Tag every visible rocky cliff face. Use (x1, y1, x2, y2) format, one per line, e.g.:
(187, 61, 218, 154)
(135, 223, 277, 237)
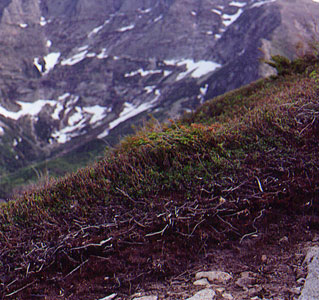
(0, 0, 318, 195)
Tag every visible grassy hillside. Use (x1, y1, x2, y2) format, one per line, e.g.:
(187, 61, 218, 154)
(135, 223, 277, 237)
(0, 55, 318, 299)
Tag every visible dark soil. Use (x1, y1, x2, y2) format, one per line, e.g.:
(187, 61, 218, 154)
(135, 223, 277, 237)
(5, 212, 317, 300)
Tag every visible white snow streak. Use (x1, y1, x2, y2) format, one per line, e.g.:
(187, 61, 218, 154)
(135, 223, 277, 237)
(88, 25, 104, 38)
(124, 68, 162, 77)
(61, 50, 88, 66)
(44, 52, 61, 74)
(117, 24, 135, 32)
(97, 48, 108, 59)
(229, 1, 247, 7)
(222, 9, 243, 26)
(251, 0, 276, 8)
(34, 57, 43, 72)
(154, 15, 163, 22)
(40, 16, 47, 26)
(0, 100, 56, 120)
(165, 59, 221, 81)
(98, 102, 153, 139)
(83, 105, 106, 124)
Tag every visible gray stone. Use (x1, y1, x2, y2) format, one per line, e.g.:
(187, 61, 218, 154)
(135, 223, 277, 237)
(235, 272, 257, 288)
(222, 292, 234, 300)
(299, 247, 319, 300)
(193, 278, 210, 286)
(186, 288, 216, 300)
(98, 294, 117, 300)
(195, 271, 232, 284)
(133, 296, 157, 300)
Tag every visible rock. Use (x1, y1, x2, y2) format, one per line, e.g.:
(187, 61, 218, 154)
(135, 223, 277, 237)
(186, 288, 216, 300)
(235, 272, 257, 289)
(247, 286, 263, 297)
(215, 287, 225, 293)
(98, 294, 117, 300)
(261, 255, 267, 262)
(297, 278, 306, 285)
(132, 296, 157, 300)
(193, 278, 210, 286)
(195, 271, 232, 284)
(222, 292, 234, 300)
(299, 247, 319, 300)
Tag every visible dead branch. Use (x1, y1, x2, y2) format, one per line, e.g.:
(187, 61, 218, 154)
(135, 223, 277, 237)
(145, 224, 169, 237)
(5, 280, 36, 297)
(63, 259, 89, 279)
(71, 237, 112, 251)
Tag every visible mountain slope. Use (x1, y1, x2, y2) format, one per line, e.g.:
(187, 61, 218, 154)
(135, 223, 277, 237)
(1, 0, 319, 197)
(0, 54, 318, 299)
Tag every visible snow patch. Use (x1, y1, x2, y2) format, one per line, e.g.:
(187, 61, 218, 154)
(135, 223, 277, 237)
(34, 57, 43, 72)
(19, 23, 28, 28)
(61, 50, 88, 66)
(46, 40, 52, 47)
(86, 53, 96, 58)
(211, 9, 222, 15)
(154, 15, 163, 22)
(88, 25, 104, 38)
(68, 107, 83, 126)
(165, 59, 221, 81)
(251, 0, 276, 8)
(229, 1, 247, 7)
(144, 86, 156, 94)
(117, 24, 135, 32)
(59, 93, 71, 101)
(222, 9, 243, 26)
(124, 68, 162, 77)
(52, 121, 86, 144)
(40, 16, 47, 26)
(98, 102, 153, 139)
(139, 8, 152, 13)
(44, 52, 61, 74)
(0, 100, 57, 120)
(198, 84, 209, 104)
(83, 105, 106, 124)
(0, 127, 4, 136)
(97, 48, 108, 59)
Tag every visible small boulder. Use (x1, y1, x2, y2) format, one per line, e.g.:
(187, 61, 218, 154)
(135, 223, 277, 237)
(195, 271, 232, 284)
(186, 288, 216, 300)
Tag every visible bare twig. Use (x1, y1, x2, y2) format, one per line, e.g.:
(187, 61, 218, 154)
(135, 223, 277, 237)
(116, 187, 137, 203)
(216, 214, 240, 235)
(63, 259, 89, 279)
(5, 280, 36, 297)
(145, 224, 169, 237)
(240, 209, 265, 244)
(71, 237, 112, 251)
(255, 176, 264, 193)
